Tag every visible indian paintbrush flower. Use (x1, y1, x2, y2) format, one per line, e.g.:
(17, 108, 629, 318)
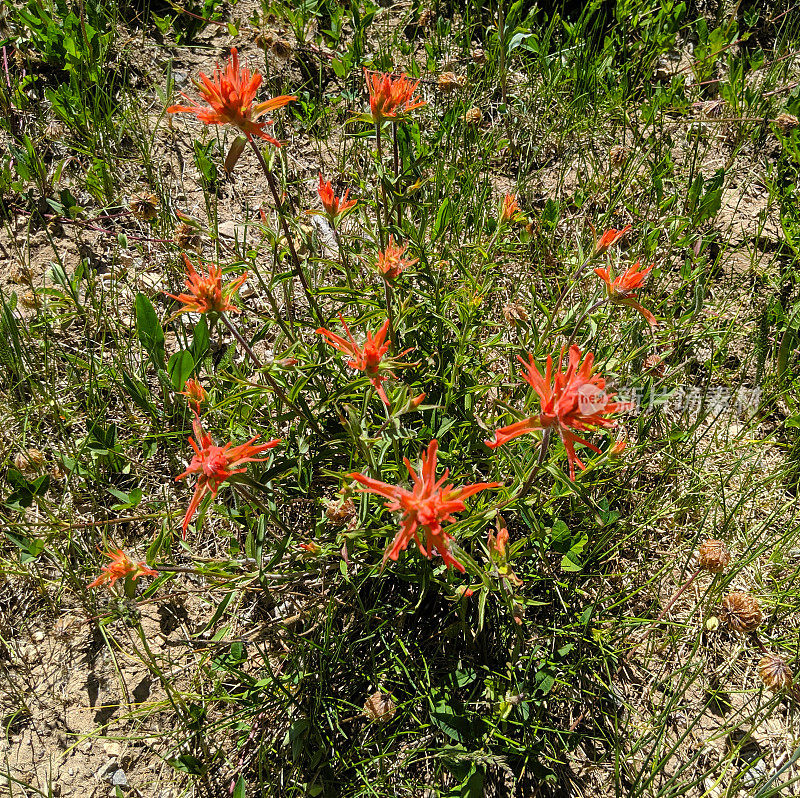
(349, 440, 500, 572)
(88, 549, 158, 589)
(485, 346, 633, 480)
(317, 173, 357, 223)
(175, 413, 280, 536)
(376, 236, 418, 281)
(179, 378, 208, 412)
(167, 47, 296, 146)
(316, 315, 414, 405)
(594, 260, 657, 326)
(499, 194, 520, 224)
(593, 224, 632, 256)
(364, 69, 426, 123)
(165, 254, 247, 320)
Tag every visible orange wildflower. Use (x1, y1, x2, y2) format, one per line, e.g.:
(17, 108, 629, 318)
(485, 346, 633, 480)
(165, 254, 247, 319)
(175, 413, 280, 535)
(594, 261, 657, 326)
(376, 236, 418, 281)
(593, 224, 632, 256)
(316, 315, 413, 405)
(500, 193, 519, 224)
(317, 174, 357, 221)
(364, 69, 426, 123)
(88, 549, 158, 589)
(179, 378, 208, 411)
(350, 440, 500, 572)
(167, 47, 295, 146)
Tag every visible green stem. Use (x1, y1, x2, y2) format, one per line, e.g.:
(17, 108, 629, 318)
(219, 313, 325, 436)
(246, 135, 324, 325)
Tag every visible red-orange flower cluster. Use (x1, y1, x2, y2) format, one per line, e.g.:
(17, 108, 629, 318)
(167, 47, 295, 145)
(500, 193, 519, 223)
(350, 440, 500, 572)
(179, 378, 208, 411)
(175, 414, 281, 535)
(318, 174, 357, 221)
(165, 254, 247, 319)
(88, 549, 158, 589)
(594, 261, 656, 326)
(376, 236, 418, 281)
(365, 69, 426, 123)
(485, 346, 633, 480)
(316, 316, 413, 405)
(594, 225, 632, 256)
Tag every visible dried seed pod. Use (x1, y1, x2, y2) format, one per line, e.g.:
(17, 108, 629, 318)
(363, 691, 396, 723)
(774, 113, 800, 134)
(129, 192, 159, 221)
(502, 303, 529, 324)
(9, 264, 33, 285)
(20, 290, 41, 309)
(758, 654, 793, 692)
(173, 222, 202, 253)
(464, 106, 482, 126)
(642, 353, 666, 377)
(255, 30, 276, 49)
(324, 497, 356, 527)
(14, 448, 46, 477)
(416, 9, 433, 28)
(720, 592, 762, 633)
(471, 47, 486, 64)
(697, 539, 731, 573)
(272, 38, 293, 60)
(609, 144, 630, 167)
(437, 72, 465, 94)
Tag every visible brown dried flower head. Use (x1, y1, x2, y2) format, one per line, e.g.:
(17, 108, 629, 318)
(324, 497, 356, 527)
(129, 192, 159, 221)
(502, 303, 530, 325)
(14, 448, 46, 477)
(609, 144, 630, 167)
(697, 539, 731, 573)
(775, 113, 800, 134)
(465, 106, 482, 126)
(642, 353, 666, 378)
(20, 290, 41, 309)
(255, 30, 276, 50)
(720, 592, 762, 633)
(437, 72, 465, 94)
(758, 653, 793, 692)
(416, 9, 433, 28)
(471, 47, 486, 64)
(173, 222, 202, 253)
(10, 264, 33, 285)
(363, 691, 396, 723)
(272, 38, 293, 61)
